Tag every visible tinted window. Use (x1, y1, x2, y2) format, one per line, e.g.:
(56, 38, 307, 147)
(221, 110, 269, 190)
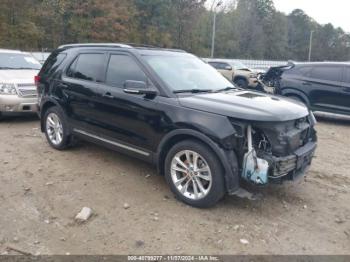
(310, 66, 342, 82)
(67, 53, 105, 82)
(106, 55, 147, 87)
(41, 53, 66, 76)
(66, 57, 78, 78)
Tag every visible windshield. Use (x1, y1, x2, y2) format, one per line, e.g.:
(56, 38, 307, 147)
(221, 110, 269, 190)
(0, 53, 41, 70)
(144, 54, 234, 92)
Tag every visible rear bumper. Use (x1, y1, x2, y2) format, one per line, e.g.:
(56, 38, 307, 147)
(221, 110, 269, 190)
(0, 95, 38, 113)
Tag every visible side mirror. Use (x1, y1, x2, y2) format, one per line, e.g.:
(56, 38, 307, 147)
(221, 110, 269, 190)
(123, 80, 157, 97)
(224, 65, 233, 71)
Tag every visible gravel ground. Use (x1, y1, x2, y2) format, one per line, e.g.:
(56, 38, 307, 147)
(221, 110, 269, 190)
(0, 115, 349, 255)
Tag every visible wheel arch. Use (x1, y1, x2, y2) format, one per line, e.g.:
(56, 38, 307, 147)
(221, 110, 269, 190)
(282, 88, 310, 107)
(156, 129, 240, 194)
(40, 99, 68, 133)
(233, 75, 248, 83)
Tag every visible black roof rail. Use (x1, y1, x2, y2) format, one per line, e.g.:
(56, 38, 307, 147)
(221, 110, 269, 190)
(58, 43, 132, 49)
(121, 42, 186, 52)
(57, 42, 186, 53)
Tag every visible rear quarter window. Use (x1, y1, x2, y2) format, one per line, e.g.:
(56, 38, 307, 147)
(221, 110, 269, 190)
(66, 53, 105, 82)
(40, 53, 67, 77)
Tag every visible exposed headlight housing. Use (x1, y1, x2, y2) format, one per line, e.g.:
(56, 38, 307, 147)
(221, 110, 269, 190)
(0, 83, 17, 95)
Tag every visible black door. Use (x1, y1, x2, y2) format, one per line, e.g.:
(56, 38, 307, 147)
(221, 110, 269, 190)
(60, 52, 108, 134)
(82, 53, 162, 155)
(307, 65, 345, 113)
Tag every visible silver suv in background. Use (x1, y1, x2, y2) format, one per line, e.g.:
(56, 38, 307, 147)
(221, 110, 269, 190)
(0, 49, 41, 118)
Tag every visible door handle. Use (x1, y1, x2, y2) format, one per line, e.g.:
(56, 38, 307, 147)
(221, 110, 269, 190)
(102, 92, 114, 99)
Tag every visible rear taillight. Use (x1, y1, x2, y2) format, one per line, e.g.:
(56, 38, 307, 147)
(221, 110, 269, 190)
(34, 75, 40, 85)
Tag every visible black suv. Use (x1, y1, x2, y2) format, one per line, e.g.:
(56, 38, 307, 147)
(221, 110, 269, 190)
(263, 62, 350, 116)
(36, 44, 317, 207)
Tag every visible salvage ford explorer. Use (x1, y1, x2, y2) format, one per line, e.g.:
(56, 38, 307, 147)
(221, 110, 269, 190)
(36, 43, 317, 208)
(0, 49, 41, 118)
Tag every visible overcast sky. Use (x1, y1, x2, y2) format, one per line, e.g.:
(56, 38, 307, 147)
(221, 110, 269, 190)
(273, 0, 350, 32)
(208, 0, 350, 32)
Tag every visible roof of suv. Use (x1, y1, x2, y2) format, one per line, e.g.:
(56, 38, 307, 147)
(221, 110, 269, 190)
(58, 43, 186, 54)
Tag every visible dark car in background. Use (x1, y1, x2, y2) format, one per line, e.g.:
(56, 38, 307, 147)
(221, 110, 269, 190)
(36, 43, 317, 207)
(263, 62, 350, 116)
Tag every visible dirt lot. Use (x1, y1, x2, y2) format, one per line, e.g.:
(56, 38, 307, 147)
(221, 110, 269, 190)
(0, 115, 349, 255)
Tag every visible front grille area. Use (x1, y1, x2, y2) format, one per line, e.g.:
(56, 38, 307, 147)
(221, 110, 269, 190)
(253, 117, 311, 157)
(17, 84, 38, 98)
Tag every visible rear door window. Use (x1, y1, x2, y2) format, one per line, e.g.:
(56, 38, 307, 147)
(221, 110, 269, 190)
(106, 54, 147, 88)
(310, 66, 342, 82)
(66, 53, 105, 82)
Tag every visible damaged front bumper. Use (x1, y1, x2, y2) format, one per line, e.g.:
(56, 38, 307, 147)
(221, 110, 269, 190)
(263, 141, 316, 183)
(241, 124, 317, 185)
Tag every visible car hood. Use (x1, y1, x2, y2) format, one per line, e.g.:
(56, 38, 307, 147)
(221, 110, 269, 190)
(0, 70, 39, 84)
(178, 91, 309, 122)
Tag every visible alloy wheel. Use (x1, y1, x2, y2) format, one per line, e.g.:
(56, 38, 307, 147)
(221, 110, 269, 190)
(46, 112, 63, 145)
(170, 150, 212, 200)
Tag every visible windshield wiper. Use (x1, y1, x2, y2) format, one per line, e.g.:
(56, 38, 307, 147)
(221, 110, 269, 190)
(0, 67, 39, 70)
(173, 89, 213, 94)
(216, 86, 238, 92)
(0, 67, 17, 70)
(15, 67, 40, 70)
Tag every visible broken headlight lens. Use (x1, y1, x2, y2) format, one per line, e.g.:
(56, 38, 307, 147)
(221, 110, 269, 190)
(0, 83, 17, 95)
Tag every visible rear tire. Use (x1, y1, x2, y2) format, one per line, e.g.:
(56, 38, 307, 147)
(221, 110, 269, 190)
(43, 106, 71, 150)
(164, 140, 225, 208)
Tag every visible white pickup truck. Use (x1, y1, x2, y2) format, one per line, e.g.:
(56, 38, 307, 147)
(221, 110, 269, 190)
(0, 49, 41, 118)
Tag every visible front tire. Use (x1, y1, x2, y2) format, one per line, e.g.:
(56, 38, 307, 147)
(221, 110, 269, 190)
(44, 106, 70, 150)
(164, 140, 225, 208)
